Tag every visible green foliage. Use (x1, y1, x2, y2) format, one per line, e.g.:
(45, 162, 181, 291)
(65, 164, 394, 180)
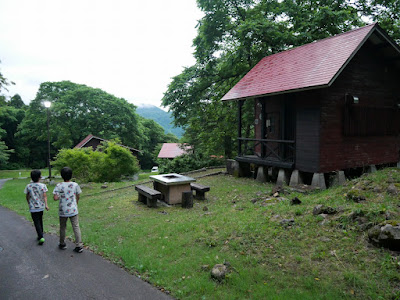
(158, 153, 224, 174)
(52, 141, 140, 182)
(163, 0, 399, 159)
(1, 168, 399, 299)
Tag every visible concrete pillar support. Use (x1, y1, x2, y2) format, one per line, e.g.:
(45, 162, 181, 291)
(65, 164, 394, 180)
(311, 173, 326, 190)
(276, 169, 288, 186)
(397, 161, 400, 168)
(226, 159, 240, 177)
(331, 170, 346, 186)
(256, 166, 267, 182)
(289, 170, 303, 187)
(367, 165, 377, 173)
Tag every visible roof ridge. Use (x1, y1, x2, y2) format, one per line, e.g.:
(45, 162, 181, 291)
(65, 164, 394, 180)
(262, 23, 376, 60)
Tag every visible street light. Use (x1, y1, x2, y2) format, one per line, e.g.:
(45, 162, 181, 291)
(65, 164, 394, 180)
(43, 101, 51, 179)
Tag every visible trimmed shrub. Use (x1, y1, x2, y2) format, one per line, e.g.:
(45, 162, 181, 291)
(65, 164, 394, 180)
(52, 142, 140, 182)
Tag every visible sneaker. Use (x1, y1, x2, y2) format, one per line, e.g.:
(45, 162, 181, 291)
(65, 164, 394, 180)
(73, 247, 83, 253)
(38, 238, 45, 245)
(58, 243, 67, 250)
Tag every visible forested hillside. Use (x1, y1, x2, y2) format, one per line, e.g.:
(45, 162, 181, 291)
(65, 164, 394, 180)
(136, 105, 184, 138)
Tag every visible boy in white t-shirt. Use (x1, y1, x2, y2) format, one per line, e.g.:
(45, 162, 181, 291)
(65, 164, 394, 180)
(24, 170, 49, 245)
(53, 167, 83, 253)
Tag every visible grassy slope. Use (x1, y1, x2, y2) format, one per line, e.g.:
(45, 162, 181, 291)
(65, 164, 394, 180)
(0, 168, 399, 299)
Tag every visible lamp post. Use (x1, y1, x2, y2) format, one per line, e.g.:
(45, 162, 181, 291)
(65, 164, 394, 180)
(43, 101, 52, 179)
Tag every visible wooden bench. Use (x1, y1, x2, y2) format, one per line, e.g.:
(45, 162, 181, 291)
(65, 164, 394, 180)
(190, 183, 210, 200)
(135, 185, 162, 208)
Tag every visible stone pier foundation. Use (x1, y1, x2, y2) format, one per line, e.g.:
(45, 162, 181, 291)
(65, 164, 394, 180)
(276, 169, 289, 186)
(289, 170, 303, 187)
(311, 173, 326, 190)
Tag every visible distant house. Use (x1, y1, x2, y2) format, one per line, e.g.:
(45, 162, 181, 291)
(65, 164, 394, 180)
(157, 143, 192, 159)
(74, 134, 141, 157)
(222, 23, 400, 187)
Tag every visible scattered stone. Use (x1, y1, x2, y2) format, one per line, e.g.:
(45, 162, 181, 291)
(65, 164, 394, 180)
(387, 184, 399, 195)
(203, 206, 208, 211)
(276, 197, 288, 202)
(346, 189, 366, 202)
(373, 186, 383, 193)
(273, 192, 280, 197)
(368, 222, 400, 251)
(158, 211, 168, 215)
(320, 237, 331, 242)
(313, 205, 337, 215)
(201, 264, 210, 271)
(101, 184, 108, 189)
(108, 206, 113, 209)
(251, 198, 258, 204)
(290, 197, 302, 205)
(385, 211, 396, 220)
(313, 205, 324, 215)
(211, 264, 227, 281)
(280, 218, 295, 227)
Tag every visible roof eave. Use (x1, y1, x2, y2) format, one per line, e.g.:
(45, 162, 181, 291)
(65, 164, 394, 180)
(222, 83, 331, 101)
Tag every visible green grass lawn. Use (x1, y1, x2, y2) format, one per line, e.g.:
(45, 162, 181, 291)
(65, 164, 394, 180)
(0, 169, 50, 179)
(1, 168, 399, 299)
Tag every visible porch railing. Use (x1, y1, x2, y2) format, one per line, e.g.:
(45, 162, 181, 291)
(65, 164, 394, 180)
(238, 138, 295, 163)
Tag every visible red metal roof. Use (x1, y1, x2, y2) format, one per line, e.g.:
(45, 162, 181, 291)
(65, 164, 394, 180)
(158, 143, 192, 159)
(74, 134, 95, 148)
(74, 134, 140, 153)
(222, 24, 377, 101)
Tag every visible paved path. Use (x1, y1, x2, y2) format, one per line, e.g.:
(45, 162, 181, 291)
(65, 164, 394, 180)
(0, 178, 12, 189)
(0, 181, 173, 300)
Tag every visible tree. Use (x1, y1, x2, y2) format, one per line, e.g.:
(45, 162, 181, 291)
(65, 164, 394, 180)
(0, 61, 16, 167)
(163, 0, 398, 158)
(17, 81, 142, 167)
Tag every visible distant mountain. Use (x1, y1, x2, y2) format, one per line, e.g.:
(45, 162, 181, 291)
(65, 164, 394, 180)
(136, 104, 184, 139)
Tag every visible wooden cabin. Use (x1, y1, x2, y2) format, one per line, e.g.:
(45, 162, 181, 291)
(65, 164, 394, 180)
(222, 23, 400, 188)
(74, 134, 141, 157)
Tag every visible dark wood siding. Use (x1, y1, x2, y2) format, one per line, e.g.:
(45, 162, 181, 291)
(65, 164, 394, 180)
(296, 107, 320, 172)
(319, 41, 400, 172)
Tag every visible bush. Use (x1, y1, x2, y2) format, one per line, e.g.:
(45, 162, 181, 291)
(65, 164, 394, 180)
(158, 154, 224, 174)
(52, 142, 140, 182)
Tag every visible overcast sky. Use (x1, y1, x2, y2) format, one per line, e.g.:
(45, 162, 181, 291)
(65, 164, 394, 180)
(0, 0, 203, 108)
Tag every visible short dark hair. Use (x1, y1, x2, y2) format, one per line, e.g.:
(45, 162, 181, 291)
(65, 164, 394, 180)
(31, 170, 41, 182)
(61, 167, 73, 181)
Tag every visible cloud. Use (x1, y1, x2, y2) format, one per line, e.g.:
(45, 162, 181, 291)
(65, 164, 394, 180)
(0, 0, 202, 107)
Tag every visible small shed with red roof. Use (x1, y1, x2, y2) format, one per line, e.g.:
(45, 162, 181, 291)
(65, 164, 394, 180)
(157, 143, 192, 159)
(74, 134, 140, 157)
(222, 23, 400, 188)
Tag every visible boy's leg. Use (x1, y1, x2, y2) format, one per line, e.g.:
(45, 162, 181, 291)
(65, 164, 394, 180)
(31, 211, 43, 239)
(70, 215, 83, 248)
(59, 216, 68, 246)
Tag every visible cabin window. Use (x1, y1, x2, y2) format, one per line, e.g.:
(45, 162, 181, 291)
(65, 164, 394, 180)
(344, 104, 400, 136)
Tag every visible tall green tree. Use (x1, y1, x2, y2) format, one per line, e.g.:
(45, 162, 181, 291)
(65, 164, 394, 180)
(163, 0, 397, 158)
(17, 81, 142, 168)
(0, 61, 16, 167)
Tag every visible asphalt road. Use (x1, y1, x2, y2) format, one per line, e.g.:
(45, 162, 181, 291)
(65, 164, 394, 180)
(0, 203, 173, 300)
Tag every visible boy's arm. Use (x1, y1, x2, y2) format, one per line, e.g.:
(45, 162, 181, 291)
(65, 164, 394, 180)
(26, 193, 30, 204)
(76, 194, 80, 204)
(43, 192, 49, 211)
(53, 185, 59, 200)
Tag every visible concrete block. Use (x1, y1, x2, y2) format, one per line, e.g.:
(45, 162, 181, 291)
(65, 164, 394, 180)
(367, 165, 377, 173)
(311, 173, 326, 190)
(331, 170, 346, 186)
(256, 166, 267, 182)
(397, 161, 400, 168)
(276, 169, 288, 186)
(289, 170, 303, 187)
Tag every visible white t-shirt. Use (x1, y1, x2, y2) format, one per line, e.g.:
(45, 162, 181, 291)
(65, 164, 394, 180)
(24, 182, 48, 212)
(53, 182, 82, 217)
